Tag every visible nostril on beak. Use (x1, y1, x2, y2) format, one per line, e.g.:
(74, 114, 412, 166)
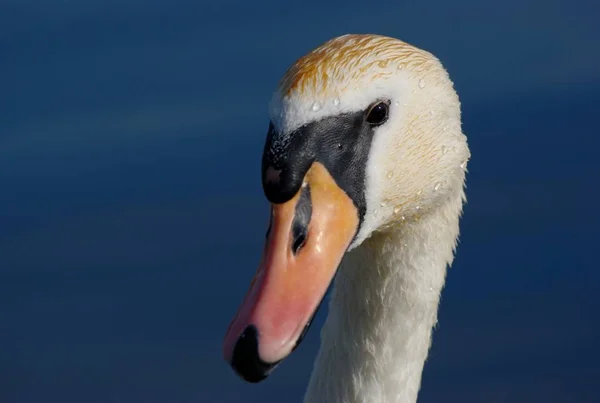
(292, 227, 307, 254)
(291, 185, 312, 255)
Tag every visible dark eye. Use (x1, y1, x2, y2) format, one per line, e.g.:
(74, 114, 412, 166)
(365, 101, 389, 126)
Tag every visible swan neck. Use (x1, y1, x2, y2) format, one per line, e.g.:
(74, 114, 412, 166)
(303, 197, 462, 403)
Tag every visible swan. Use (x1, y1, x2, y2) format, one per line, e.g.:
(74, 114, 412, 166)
(223, 34, 470, 403)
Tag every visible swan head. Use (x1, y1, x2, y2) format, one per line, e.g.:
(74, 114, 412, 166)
(224, 34, 469, 382)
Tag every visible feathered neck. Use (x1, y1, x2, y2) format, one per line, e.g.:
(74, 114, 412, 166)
(303, 188, 464, 403)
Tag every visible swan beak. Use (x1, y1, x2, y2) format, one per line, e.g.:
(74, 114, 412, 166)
(223, 162, 359, 382)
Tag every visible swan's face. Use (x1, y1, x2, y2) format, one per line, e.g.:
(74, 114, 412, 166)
(224, 34, 469, 382)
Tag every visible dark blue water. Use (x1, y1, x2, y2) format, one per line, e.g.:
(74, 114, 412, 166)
(1, 2, 599, 402)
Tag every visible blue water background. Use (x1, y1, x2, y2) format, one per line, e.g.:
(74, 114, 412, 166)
(1, 1, 599, 402)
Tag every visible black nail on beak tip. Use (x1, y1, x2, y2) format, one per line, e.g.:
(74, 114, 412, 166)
(230, 325, 278, 383)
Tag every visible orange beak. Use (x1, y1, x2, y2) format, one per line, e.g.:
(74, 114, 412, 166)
(223, 162, 359, 382)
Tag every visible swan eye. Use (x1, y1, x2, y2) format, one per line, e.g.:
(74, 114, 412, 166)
(365, 101, 389, 126)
